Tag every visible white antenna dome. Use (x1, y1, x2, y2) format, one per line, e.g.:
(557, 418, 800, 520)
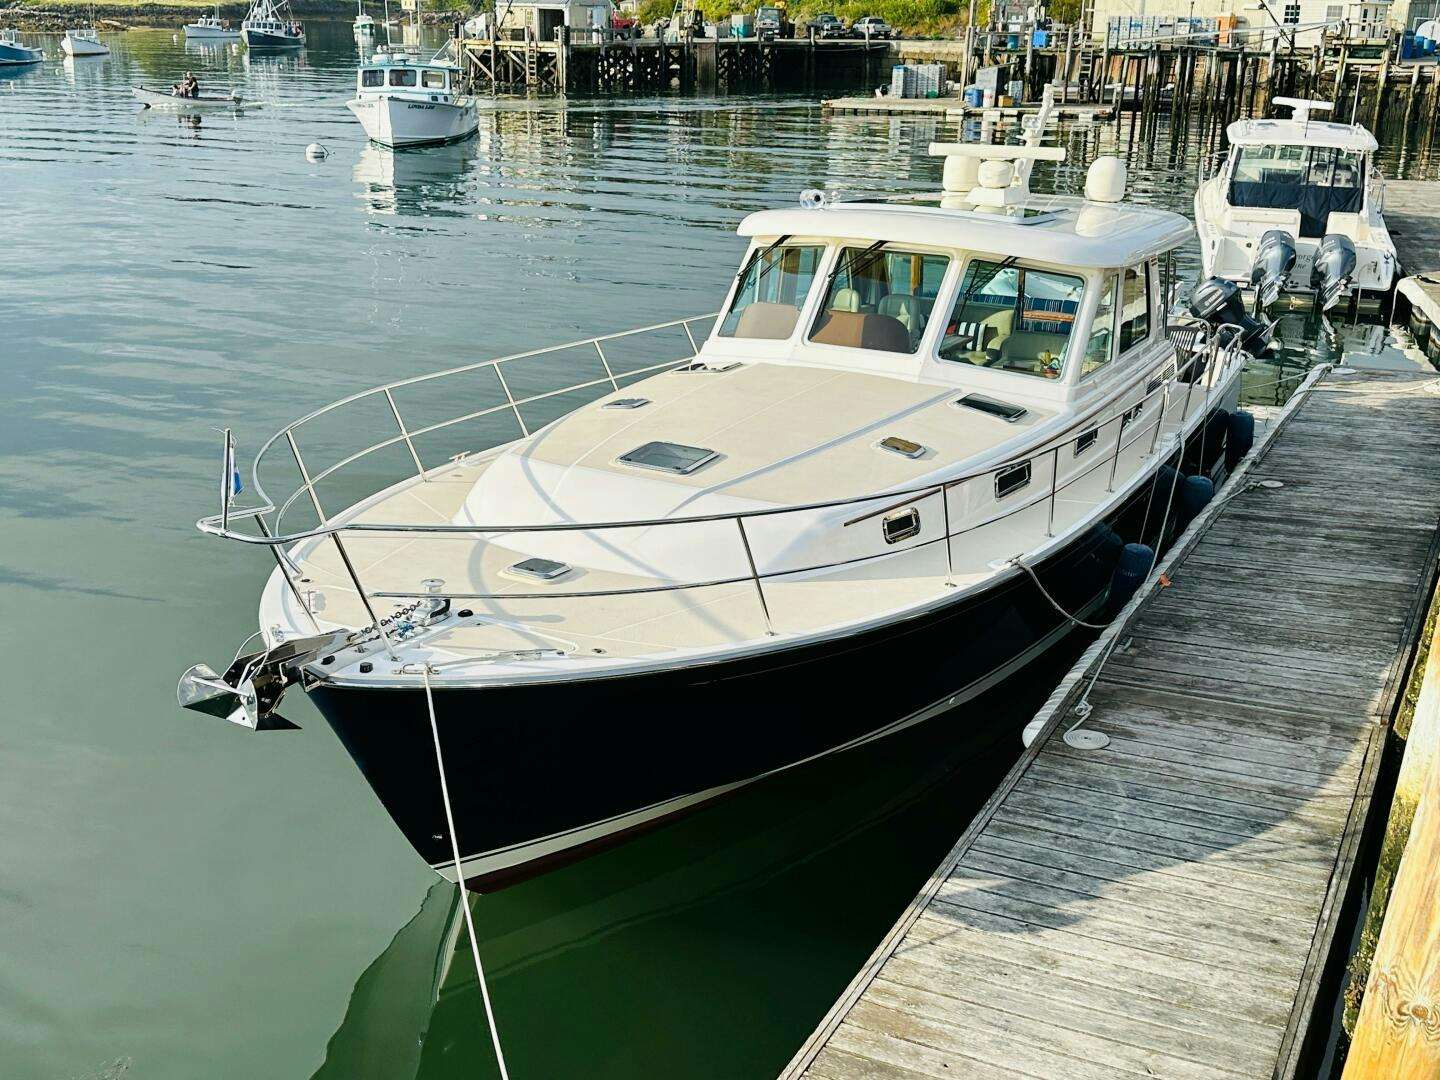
(977, 159, 1014, 189)
(942, 155, 980, 194)
(1085, 157, 1127, 203)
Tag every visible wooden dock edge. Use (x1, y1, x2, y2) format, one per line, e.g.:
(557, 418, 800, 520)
(1275, 406, 1440, 1077)
(777, 364, 1336, 1079)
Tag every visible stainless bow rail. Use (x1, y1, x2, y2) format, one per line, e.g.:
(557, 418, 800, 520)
(200, 314, 1244, 659)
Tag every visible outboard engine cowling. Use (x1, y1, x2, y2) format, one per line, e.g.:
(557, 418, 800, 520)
(1311, 233, 1358, 312)
(1249, 229, 1297, 313)
(1187, 277, 1275, 354)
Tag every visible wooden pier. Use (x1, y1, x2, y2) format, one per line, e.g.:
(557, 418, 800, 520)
(781, 363, 1440, 1079)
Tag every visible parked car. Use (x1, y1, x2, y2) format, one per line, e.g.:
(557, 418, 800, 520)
(806, 12, 847, 37)
(851, 15, 892, 38)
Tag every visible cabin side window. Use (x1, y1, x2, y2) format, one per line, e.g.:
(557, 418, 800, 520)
(718, 244, 824, 340)
(422, 70, 447, 89)
(1118, 266, 1150, 354)
(1081, 274, 1118, 377)
(361, 69, 384, 87)
(808, 248, 950, 355)
(389, 68, 417, 87)
(938, 259, 1085, 380)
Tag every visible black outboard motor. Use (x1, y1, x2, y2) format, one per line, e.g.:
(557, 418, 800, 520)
(1311, 233, 1358, 312)
(1249, 229, 1297, 313)
(1187, 277, 1275, 355)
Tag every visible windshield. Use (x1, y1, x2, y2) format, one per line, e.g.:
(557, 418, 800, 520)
(809, 247, 949, 354)
(938, 259, 1086, 379)
(1229, 145, 1365, 237)
(718, 243, 823, 340)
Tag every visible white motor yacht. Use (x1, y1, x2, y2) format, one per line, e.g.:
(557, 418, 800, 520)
(180, 115, 1269, 891)
(1195, 96, 1397, 312)
(60, 27, 109, 56)
(346, 47, 477, 148)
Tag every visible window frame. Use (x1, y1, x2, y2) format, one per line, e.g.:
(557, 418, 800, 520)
(715, 240, 829, 343)
(1117, 263, 1153, 358)
(421, 69, 448, 90)
(934, 255, 1091, 383)
(804, 244, 954, 358)
(1079, 271, 1120, 381)
(388, 67, 418, 87)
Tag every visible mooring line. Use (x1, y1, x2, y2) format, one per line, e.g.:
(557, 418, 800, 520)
(419, 665, 512, 1080)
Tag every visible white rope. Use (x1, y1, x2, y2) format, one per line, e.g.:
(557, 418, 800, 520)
(1008, 557, 1109, 630)
(419, 665, 512, 1080)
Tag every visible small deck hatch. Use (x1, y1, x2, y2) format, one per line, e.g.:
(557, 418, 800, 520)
(603, 397, 650, 410)
(618, 441, 719, 475)
(958, 395, 1027, 423)
(508, 557, 571, 581)
(879, 436, 925, 459)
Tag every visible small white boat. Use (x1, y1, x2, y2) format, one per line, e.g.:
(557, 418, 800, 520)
(1195, 97, 1398, 312)
(185, 8, 241, 40)
(61, 27, 109, 56)
(0, 28, 43, 65)
(133, 85, 251, 110)
(354, 0, 375, 36)
(347, 48, 478, 148)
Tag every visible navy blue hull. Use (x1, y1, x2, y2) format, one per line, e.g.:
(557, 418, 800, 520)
(242, 29, 303, 48)
(310, 413, 1232, 889)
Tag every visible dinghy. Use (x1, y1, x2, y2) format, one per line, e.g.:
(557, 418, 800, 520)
(133, 85, 252, 110)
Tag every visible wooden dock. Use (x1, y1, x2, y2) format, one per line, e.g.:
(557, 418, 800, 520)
(781, 364, 1440, 1080)
(1385, 181, 1440, 277)
(821, 95, 1114, 120)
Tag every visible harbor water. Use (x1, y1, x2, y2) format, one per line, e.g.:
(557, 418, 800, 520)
(1, 21, 1433, 1079)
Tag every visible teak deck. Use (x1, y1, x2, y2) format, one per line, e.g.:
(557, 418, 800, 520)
(780, 366, 1440, 1080)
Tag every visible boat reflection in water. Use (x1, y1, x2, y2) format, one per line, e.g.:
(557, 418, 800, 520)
(352, 138, 480, 216)
(309, 678, 1061, 1079)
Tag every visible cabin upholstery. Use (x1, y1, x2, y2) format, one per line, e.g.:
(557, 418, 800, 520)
(734, 301, 801, 340)
(810, 310, 912, 352)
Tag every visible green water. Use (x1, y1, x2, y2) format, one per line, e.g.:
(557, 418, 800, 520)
(0, 20, 1427, 1080)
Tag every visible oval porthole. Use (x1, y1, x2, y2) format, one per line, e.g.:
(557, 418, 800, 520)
(883, 508, 921, 545)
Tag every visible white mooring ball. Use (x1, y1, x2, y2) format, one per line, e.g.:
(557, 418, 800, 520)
(1085, 156, 1128, 203)
(305, 143, 329, 162)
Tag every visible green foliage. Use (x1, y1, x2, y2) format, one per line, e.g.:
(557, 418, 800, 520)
(635, 0, 673, 21)
(650, 0, 967, 34)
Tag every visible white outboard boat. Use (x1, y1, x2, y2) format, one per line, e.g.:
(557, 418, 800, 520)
(179, 102, 1266, 891)
(61, 27, 109, 56)
(1195, 97, 1397, 312)
(347, 46, 477, 148)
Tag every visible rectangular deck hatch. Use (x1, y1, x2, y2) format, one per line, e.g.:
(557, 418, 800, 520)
(508, 557, 572, 581)
(618, 441, 719, 475)
(958, 394, 1028, 423)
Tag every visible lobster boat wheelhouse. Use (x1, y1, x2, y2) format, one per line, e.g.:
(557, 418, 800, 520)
(180, 133, 1265, 891)
(346, 47, 477, 149)
(1195, 96, 1397, 314)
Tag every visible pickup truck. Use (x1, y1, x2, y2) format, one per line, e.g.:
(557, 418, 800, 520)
(756, 5, 790, 38)
(850, 15, 892, 38)
(806, 13, 847, 38)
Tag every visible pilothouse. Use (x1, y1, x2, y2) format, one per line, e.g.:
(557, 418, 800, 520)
(180, 105, 1268, 891)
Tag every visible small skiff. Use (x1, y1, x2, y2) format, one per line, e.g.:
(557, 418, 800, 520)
(133, 86, 253, 110)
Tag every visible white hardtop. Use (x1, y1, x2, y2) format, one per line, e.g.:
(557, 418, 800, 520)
(1226, 97, 1378, 154)
(362, 46, 458, 71)
(739, 196, 1192, 271)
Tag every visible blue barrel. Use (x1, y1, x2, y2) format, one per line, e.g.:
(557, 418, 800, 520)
(1179, 475, 1215, 526)
(1109, 543, 1156, 612)
(1008, 32, 1020, 48)
(1226, 409, 1256, 470)
(964, 86, 984, 107)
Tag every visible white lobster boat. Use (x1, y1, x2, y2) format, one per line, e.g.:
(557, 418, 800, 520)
(1195, 97, 1398, 313)
(60, 27, 109, 56)
(180, 106, 1270, 891)
(346, 47, 477, 148)
(185, 9, 241, 40)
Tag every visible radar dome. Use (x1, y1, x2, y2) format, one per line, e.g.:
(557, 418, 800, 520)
(1085, 157, 1127, 203)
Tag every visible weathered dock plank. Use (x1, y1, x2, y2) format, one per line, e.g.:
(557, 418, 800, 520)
(1385, 181, 1440, 276)
(780, 367, 1440, 1080)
